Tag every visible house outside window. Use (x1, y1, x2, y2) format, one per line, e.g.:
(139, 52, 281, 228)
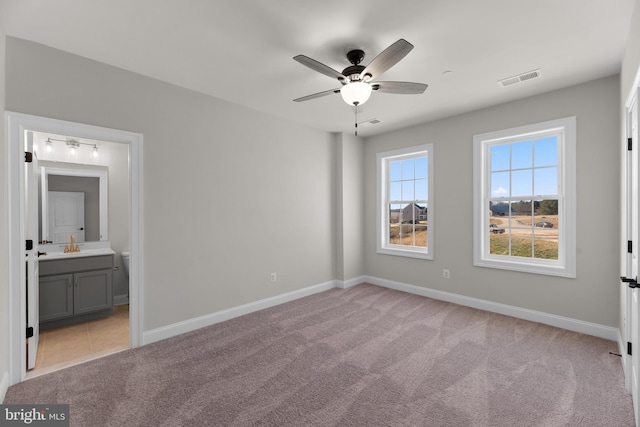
(377, 144, 434, 259)
(473, 117, 576, 277)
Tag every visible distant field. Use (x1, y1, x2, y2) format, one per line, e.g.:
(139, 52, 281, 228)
(490, 233, 558, 259)
(389, 224, 427, 247)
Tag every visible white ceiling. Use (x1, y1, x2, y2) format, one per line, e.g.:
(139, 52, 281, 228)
(0, 0, 635, 136)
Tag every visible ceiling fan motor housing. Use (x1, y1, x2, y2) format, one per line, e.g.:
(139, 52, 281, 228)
(342, 65, 366, 81)
(342, 49, 367, 81)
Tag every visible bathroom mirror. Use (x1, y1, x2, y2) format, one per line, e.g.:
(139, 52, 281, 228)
(40, 164, 108, 244)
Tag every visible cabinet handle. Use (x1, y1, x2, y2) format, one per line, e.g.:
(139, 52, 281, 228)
(74, 277, 78, 287)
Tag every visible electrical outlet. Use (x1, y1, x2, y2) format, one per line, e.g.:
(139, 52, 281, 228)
(442, 269, 450, 279)
(270, 272, 277, 282)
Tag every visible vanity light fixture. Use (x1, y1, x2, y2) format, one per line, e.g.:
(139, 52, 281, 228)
(46, 137, 99, 159)
(67, 140, 80, 156)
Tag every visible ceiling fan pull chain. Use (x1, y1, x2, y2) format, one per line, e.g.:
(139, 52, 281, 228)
(354, 101, 359, 136)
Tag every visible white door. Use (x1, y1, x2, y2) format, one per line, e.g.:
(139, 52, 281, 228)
(626, 89, 640, 424)
(48, 191, 85, 243)
(25, 132, 40, 370)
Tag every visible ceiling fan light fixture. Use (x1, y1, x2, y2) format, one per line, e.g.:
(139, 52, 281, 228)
(340, 81, 372, 106)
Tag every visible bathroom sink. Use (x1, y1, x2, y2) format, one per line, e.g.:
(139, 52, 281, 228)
(38, 242, 115, 260)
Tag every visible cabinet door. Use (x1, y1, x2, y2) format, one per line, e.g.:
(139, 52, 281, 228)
(74, 269, 113, 315)
(39, 274, 73, 322)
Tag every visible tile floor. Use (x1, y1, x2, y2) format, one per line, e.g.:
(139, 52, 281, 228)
(29, 304, 130, 378)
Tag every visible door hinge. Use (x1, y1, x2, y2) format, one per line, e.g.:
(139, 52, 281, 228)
(628, 138, 633, 151)
(628, 240, 633, 253)
(25, 151, 33, 163)
(628, 342, 633, 356)
(26, 327, 33, 339)
(25, 240, 33, 251)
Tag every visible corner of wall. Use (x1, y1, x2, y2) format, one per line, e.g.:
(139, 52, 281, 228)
(0, 27, 8, 402)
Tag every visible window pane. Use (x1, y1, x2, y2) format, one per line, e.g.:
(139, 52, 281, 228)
(389, 204, 402, 224)
(512, 140, 532, 169)
(402, 159, 415, 179)
(402, 203, 415, 223)
(415, 179, 428, 200)
(534, 136, 558, 167)
(390, 161, 402, 181)
(414, 225, 428, 247)
(534, 167, 557, 196)
(488, 216, 506, 236)
(389, 203, 402, 245)
(511, 170, 533, 197)
(491, 171, 510, 197)
(402, 181, 415, 201)
(489, 232, 509, 255)
(419, 202, 428, 223)
(399, 225, 410, 245)
(534, 229, 558, 260)
(390, 182, 402, 201)
(511, 232, 533, 257)
(415, 156, 428, 179)
(490, 202, 509, 217)
(510, 200, 533, 222)
(491, 144, 510, 171)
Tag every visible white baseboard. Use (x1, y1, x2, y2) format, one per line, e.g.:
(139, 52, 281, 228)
(364, 276, 619, 341)
(143, 275, 619, 348)
(335, 275, 367, 289)
(0, 371, 9, 403)
(143, 280, 337, 345)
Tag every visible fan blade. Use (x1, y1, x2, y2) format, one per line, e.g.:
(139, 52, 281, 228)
(294, 55, 346, 81)
(372, 81, 428, 94)
(361, 39, 414, 81)
(293, 88, 341, 102)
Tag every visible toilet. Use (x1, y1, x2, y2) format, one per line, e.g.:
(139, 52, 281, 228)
(122, 252, 130, 276)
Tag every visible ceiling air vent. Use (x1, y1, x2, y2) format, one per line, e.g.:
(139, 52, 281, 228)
(358, 118, 381, 126)
(498, 69, 541, 88)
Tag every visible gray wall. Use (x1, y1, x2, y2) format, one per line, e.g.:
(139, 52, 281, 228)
(5, 37, 336, 331)
(0, 23, 7, 397)
(364, 75, 621, 327)
(335, 133, 364, 282)
(107, 141, 131, 301)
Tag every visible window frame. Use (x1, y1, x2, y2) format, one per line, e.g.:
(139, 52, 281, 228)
(473, 117, 576, 278)
(377, 144, 434, 260)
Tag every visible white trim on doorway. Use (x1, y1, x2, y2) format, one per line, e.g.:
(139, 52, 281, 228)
(4, 112, 144, 386)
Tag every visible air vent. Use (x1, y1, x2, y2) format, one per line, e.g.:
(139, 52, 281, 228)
(498, 69, 541, 87)
(358, 118, 381, 126)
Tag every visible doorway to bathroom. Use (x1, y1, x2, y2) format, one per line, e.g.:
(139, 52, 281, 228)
(6, 112, 143, 385)
(31, 133, 130, 377)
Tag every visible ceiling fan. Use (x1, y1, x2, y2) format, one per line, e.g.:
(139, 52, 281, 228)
(293, 39, 428, 108)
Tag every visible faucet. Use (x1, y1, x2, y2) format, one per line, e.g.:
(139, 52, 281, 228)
(64, 234, 80, 253)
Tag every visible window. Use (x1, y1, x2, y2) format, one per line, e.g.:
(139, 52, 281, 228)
(473, 117, 576, 277)
(377, 144, 434, 259)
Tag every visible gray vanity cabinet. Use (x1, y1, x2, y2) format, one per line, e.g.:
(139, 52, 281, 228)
(39, 254, 114, 329)
(39, 274, 74, 322)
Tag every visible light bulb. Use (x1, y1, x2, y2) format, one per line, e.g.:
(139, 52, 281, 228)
(340, 81, 372, 106)
(92, 146, 99, 158)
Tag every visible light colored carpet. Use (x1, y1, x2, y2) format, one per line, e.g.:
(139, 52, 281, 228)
(4, 284, 635, 426)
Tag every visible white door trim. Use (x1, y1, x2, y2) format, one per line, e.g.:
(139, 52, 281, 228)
(5, 111, 144, 386)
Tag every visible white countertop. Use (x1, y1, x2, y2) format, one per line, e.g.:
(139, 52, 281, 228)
(39, 242, 115, 260)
